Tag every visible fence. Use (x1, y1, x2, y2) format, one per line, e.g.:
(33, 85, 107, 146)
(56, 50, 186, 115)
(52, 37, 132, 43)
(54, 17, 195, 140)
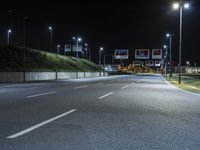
(0, 72, 108, 83)
(174, 66, 200, 74)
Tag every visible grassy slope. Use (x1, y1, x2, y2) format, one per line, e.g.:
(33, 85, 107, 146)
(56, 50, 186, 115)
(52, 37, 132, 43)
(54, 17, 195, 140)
(0, 46, 101, 72)
(164, 74, 200, 94)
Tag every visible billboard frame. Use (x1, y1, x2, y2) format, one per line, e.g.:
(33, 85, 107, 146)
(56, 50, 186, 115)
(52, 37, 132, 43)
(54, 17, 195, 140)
(152, 49, 162, 59)
(114, 49, 129, 60)
(135, 49, 150, 59)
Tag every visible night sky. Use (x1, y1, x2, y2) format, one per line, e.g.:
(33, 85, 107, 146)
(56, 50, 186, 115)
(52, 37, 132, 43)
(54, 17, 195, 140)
(0, 0, 200, 65)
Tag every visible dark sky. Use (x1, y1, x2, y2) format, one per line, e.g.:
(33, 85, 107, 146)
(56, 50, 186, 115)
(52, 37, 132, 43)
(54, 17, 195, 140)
(0, 0, 200, 65)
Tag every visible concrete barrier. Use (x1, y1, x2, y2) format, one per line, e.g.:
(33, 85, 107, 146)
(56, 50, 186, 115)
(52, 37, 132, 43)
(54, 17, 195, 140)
(25, 72, 56, 81)
(0, 72, 24, 82)
(77, 72, 85, 78)
(0, 72, 107, 83)
(85, 72, 100, 77)
(57, 72, 76, 79)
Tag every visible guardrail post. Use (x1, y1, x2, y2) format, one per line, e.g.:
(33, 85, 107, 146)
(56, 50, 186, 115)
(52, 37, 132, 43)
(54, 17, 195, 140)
(56, 72, 58, 80)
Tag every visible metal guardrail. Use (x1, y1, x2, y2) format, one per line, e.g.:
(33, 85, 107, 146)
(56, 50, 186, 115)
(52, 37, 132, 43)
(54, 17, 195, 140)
(0, 72, 108, 83)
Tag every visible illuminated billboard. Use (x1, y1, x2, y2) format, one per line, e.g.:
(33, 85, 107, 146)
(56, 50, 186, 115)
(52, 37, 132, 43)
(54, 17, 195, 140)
(155, 60, 161, 66)
(135, 49, 150, 59)
(145, 60, 154, 67)
(114, 49, 129, 59)
(133, 61, 144, 66)
(152, 49, 162, 59)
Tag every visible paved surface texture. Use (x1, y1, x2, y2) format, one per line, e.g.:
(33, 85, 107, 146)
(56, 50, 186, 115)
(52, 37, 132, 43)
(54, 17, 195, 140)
(0, 74, 200, 150)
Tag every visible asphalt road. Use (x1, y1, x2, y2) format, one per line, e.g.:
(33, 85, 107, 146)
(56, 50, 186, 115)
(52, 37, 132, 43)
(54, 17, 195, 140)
(0, 74, 200, 150)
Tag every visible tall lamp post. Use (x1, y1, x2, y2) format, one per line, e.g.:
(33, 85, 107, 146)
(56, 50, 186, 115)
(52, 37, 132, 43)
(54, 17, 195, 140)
(166, 33, 175, 79)
(76, 38, 82, 58)
(173, 1, 190, 84)
(99, 47, 103, 64)
(57, 44, 60, 54)
(85, 43, 88, 59)
(163, 45, 168, 77)
(73, 37, 82, 58)
(7, 29, 12, 45)
(48, 26, 53, 52)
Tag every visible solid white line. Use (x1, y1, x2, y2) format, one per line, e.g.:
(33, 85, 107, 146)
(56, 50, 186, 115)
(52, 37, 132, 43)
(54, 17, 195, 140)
(1, 85, 18, 88)
(74, 85, 88, 89)
(160, 75, 200, 97)
(7, 109, 77, 139)
(121, 85, 129, 89)
(27, 91, 56, 98)
(99, 92, 114, 99)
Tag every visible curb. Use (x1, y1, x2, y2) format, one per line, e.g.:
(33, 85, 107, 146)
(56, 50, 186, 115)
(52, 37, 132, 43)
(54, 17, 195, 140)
(160, 75, 200, 97)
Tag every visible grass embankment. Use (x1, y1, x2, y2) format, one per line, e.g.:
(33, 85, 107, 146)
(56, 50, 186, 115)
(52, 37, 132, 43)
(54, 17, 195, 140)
(0, 46, 101, 72)
(165, 74, 200, 94)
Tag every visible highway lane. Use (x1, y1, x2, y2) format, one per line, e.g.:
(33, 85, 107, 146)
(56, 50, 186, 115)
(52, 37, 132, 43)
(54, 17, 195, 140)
(1, 74, 200, 150)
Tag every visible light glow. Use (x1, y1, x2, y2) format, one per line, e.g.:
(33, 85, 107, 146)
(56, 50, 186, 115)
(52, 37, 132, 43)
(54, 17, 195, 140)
(166, 33, 170, 37)
(78, 38, 82, 42)
(173, 3, 180, 9)
(48, 26, 52, 30)
(184, 3, 190, 9)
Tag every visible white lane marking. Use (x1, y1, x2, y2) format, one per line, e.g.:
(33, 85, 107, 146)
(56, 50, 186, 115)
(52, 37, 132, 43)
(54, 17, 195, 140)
(7, 109, 77, 139)
(1, 85, 18, 88)
(0, 84, 41, 88)
(99, 92, 114, 99)
(27, 91, 56, 98)
(131, 83, 136, 85)
(74, 85, 88, 89)
(160, 75, 200, 97)
(121, 85, 129, 89)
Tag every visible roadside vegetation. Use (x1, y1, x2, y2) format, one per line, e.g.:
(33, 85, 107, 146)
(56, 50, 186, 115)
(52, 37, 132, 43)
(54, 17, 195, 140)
(164, 74, 200, 94)
(0, 46, 101, 72)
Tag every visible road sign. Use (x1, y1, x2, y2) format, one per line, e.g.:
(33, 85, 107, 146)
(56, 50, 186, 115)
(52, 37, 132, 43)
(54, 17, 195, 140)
(64, 45, 71, 52)
(72, 45, 82, 52)
(135, 49, 150, 59)
(114, 49, 129, 59)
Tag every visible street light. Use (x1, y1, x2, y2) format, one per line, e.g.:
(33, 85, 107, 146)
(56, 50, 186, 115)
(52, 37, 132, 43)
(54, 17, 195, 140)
(173, 3, 180, 9)
(48, 26, 53, 52)
(99, 47, 104, 64)
(76, 37, 82, 58)
(84, 43, 88, 59)
(57, 44, 60, 54)
(172, 1, 190, 84)
(72, 37, 82, 58)
(166, 33, 175, 79)
(184, 3, 190, 9)
(163, 45, 168, 77)
(7, 29, 12, 45)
